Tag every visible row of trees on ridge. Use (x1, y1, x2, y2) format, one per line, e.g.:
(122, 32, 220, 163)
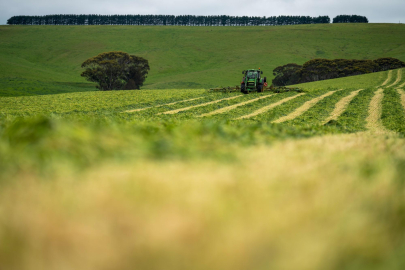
(272, 58, 405, 86)
(7, 15, 335, 26)
(333, 15, 368, 23)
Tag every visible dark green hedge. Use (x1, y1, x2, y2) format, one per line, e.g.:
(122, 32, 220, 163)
(272, 58, 405, 86)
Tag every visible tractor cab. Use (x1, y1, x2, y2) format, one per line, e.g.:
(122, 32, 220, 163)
(246, 70, 260, 79)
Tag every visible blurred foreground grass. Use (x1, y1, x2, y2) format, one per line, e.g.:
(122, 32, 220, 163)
(0, 115, 343, 180)
(1, 69, 405, 269)
(1, 130, 405, 270)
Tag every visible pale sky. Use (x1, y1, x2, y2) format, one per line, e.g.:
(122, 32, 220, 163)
(1, 0, 404, 25)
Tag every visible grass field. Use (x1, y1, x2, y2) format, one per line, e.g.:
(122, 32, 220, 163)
(1, 23, 405, 96)
(1, 23, 405, 270)
(1, 64, 405, 269)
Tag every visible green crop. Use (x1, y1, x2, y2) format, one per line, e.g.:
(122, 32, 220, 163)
(1, 23, 405, 270)
(1, 70, 403, 180)
(381, 88, 405, 136)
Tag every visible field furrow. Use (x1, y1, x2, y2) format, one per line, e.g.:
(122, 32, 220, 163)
(398, 89, 405, 111)
(365, 88, 391, 134)
(159, 95, 243, 115)
(323, 89, 363, 124)
(386, 69, 402, 88)
(125, 96, 205, 113)
(198, 94, 274, 117)
(272, 90, 339, 123)
(380, 70, 393, 87)
(237, 93, 305, 119)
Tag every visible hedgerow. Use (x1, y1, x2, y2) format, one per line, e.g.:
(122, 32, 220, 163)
(273, 58, 405, 86)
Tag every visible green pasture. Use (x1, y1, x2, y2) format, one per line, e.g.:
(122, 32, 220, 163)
(1, 23, 405, 96)
(1, 69, 404, 177)
(1, 23, 405, 270)
(1, 68, 405, 270)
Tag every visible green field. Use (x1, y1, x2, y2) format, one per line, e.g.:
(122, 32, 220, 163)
(1, 24, 405, 270)
(1, 23, 405, 96)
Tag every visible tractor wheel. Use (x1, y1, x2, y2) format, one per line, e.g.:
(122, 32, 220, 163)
(257, 84, 264, 93)
(241, 84, 246, 94)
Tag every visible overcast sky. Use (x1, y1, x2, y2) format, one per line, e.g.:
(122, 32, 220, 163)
(1, 0, 404, 25)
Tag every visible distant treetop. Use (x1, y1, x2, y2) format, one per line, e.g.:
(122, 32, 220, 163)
(7, 14, 330, 26)
(333, 15, 369, 23)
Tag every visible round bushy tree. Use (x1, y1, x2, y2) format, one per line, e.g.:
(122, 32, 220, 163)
(81, 51, 150, 90)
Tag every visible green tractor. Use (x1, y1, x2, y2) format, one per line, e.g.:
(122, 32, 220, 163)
(241, 69, 267, 94)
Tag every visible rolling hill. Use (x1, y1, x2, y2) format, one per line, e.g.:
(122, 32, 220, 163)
(0, 23, 405, 96)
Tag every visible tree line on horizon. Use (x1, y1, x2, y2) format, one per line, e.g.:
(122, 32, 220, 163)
(6, 14, 337, 26)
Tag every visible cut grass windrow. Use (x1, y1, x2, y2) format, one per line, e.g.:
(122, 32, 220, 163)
(323, 89, 363, 124)
(198, 94, 275, 117)
(124, 96, 205, 113)
(272, 90, 339, 123)
(159, 95, 243, 115)
(380, 70, 393, 87)
(398, 89, 405, 112)
(381, 88, 405, 136)
(334, 88, 376, 132)
(365, 88, 391, 134)
(386, 69, 402, 88)
(237, 93, 305, 119)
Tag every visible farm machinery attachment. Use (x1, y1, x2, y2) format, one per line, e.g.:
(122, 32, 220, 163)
(209, 69, 302, 94)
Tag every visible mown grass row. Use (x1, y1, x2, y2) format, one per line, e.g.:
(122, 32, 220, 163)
(0, 89, 207, 116)
(305, 87, 373, 133)
(284, 89, 359, 126)
(0, 86, 380, 181)
(381, 88, 405, 136)
(1, 70, 405, 181)
(245, 89, 329, 122)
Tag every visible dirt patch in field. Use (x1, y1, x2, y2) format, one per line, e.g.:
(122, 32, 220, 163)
(198, 94, 274, 117)
(160, 95, 243, 115)
(272, 91, 338, 123)
(125, 97, 205, 113)
(237, 93, 305, 119)
(323, 89, 363, 124)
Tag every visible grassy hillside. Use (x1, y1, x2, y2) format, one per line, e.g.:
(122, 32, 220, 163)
(0, 23, 405, 96)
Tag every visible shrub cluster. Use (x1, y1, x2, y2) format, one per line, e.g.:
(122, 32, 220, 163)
(273, 58, 405, 86)
(333, 15, 368, 23)
(7, 14, 330, 26)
